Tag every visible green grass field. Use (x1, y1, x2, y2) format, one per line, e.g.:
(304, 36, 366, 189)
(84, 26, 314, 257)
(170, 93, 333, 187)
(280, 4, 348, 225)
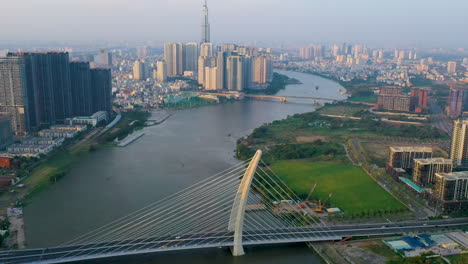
(270, 160, 406, 214)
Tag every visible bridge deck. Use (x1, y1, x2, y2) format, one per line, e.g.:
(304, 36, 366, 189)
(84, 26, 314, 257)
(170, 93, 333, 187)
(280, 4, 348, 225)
(2, 220, 466, 264)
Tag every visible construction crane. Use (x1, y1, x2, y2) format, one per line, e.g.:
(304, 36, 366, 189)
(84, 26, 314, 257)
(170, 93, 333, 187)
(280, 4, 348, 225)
(314, 193, 333, 213)
(299, 183, 317, 208)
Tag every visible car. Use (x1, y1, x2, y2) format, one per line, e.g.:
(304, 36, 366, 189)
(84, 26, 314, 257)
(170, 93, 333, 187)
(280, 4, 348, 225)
(175, 236, 181, 239)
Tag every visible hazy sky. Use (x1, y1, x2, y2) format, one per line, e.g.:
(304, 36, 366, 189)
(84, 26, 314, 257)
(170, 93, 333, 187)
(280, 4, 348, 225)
(1, 0, 467, 48)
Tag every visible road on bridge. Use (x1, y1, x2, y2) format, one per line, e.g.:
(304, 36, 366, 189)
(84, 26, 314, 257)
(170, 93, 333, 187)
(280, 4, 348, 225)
(2, 218, 467, 264)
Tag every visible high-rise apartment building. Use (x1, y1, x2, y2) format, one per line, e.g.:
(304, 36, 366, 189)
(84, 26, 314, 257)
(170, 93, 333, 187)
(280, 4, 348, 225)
(332, 44, 340, 57)
(450, 119, 468, 168)
(226, 56, 245, 91)
(299, 46, 314, 60)
(137, 46, 151, 58)
(413, 158, 452, 187)
(70, 62, 93, 116)
(184, 43, 198, 72)
(90, 67, 112, 114)
(434, 172, 468, 202)
(198, 56, 210, 86)
(98, 49, 112, 66)
(446, 89, 464, 118)
(221, 44, 237, 53)
(0, 56, 30, 134)
(0, 117, 13, 149)
(447, 61, 457, 74)
(156, 61, 167, 83)
(216, 52, 225, 90)
(164, 43, 184, 77)
(204, 67, 219, 90)
(388, 146, 433, 171)
(376, 95, 411, 112)
(380, 87, 402, 95)
(133, 60, 146, 80)
(252, 55, 273, 84)
(12, 52, 73, 125)
(200, 43, 214, 57)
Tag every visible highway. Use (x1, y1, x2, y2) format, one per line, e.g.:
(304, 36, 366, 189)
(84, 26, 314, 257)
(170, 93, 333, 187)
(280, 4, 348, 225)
(1, 218, 466, 264)
(429, 98, 452, 135)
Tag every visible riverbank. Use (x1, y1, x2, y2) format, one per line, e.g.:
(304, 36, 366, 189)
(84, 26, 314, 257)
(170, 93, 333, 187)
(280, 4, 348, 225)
(161, 73, 301, 111)
(245, 72, 302, 95)
(0, 110, 152, 245)
(235, 102, 448, 218)
(300, 70, 378, 104)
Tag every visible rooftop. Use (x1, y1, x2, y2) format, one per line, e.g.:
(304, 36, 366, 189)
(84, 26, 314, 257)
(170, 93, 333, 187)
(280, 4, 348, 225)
(436, 171, 468, 180)
(390, 146, 432, 152)
(414, 158, 452, 165)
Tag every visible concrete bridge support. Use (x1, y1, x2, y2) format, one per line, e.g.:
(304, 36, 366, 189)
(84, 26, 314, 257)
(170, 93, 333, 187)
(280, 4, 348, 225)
(228, 150, 262, 256)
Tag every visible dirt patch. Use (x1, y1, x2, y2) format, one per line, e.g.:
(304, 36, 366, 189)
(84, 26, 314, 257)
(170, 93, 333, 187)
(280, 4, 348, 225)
(335, 240, 399, 264)
(296, 136, 327, 143)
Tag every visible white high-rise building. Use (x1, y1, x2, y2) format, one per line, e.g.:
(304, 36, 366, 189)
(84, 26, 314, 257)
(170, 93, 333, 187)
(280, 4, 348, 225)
(204, 67, 219, 90)
(226, 56, 244, 91)
(133, 60, 145, 80)
(156, 61, 167, 83)
(447, 61, 457, 74)
(252, 55, 273, 84)
(200, 43, 214, 57)
(451, 119, 468, 168)
(164, 43, 184, 77)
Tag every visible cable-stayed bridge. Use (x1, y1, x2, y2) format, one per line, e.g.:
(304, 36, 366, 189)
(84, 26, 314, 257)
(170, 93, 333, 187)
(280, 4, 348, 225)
(1, 150, 467, 264)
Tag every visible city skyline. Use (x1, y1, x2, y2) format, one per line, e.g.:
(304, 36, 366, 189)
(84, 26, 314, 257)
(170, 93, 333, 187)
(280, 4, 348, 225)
(0, 0, 467, 48)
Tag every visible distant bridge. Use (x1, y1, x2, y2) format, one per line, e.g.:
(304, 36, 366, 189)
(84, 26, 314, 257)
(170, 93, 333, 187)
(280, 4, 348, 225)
(1, 151, 466, 263)
(197, 92, 338, 103)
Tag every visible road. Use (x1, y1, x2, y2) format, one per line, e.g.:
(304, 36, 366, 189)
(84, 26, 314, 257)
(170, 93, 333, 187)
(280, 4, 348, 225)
(1, 218, 466, 264)
(350, 139, 435, 219)
(429, 98, 452, 135)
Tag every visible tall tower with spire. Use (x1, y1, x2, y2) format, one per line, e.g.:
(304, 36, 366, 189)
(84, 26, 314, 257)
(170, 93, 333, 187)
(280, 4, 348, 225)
(201, 0, 210, 44)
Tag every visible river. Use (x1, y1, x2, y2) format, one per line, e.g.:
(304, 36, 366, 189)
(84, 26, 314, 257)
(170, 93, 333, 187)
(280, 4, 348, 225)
(24, 70, 347, 263)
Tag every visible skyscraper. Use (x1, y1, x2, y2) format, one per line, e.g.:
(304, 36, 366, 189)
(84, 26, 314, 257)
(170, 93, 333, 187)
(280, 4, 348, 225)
(0, 56, 30, 134)
(450, 119, 468, 168)
(198, 56, 212, 86)
(98, 49, 112, 66)
(413, 158, 452, 187)
(90, 67, 112, 114)
(446, 89, 464, 118)
(133, 60, 146, 80)
(184, 43, 198, 72)
(252, 55, 273, 84)
(447, 61, 457, 74)
(226, 56, 245, 91)
(201, 0, 210, 44)
(156, 61, 168, 83)
(164, 43, 184, 77)
(200, 43, 213, 57)
(204, 67, 219, 90)
(70, 62, 93, 116)
(12, 52, 73, 125)
(216, 52, 225, 90)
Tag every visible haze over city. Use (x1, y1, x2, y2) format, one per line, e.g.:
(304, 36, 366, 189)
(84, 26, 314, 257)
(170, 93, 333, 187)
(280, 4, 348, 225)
(1, 0, 468, 47)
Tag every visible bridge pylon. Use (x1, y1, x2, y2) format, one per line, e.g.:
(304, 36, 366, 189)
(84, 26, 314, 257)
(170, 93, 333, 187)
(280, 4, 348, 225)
(228, 150, 262, 256)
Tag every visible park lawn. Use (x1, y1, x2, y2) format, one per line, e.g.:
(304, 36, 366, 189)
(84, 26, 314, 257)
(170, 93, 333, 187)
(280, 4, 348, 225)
(347, 94, 378, 103)
(317, 104, 370, 117)
(446, 254, 468, 264)
(270, 160, 406, 214)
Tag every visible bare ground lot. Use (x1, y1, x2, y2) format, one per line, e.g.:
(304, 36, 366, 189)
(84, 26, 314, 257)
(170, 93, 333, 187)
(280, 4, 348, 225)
(296, 136, 327, 143)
